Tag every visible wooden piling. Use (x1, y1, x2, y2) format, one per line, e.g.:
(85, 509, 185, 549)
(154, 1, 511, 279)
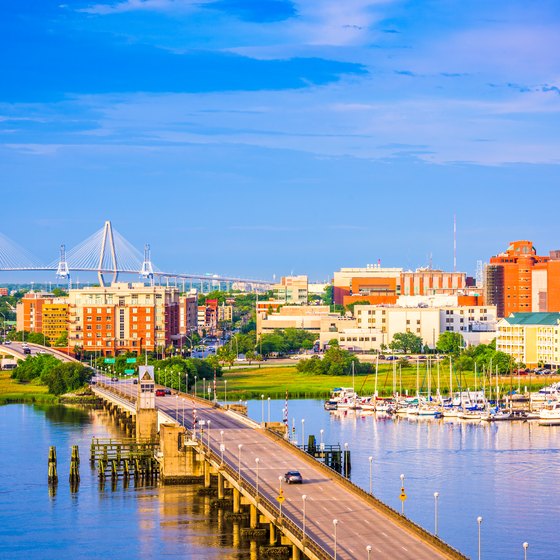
(69, 445, 80, 484)
(48, 446, 58, 484)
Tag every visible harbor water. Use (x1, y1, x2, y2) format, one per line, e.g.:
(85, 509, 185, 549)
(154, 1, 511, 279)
(1, 400, 558, 559)
(247, 398, 560, 560)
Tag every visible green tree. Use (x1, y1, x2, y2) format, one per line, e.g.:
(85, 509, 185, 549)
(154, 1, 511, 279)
(217, 346, 236, 369)
(40, 362, 92, 395)
(389, 332, 423, 354)
(245, 350, 256, 364)
(436, 332, 464, 354)
(322, 285, 334, 305)
(54, 331, 68, 347)
(7, 330, 50, 345)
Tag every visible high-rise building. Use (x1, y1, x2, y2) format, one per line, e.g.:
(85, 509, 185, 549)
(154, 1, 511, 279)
(67, 282, 179, 355)
(178, 294, 198, 335)
(485, 241, 560, 317)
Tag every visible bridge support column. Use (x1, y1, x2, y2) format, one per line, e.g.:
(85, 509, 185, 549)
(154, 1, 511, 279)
(250, 504, 258, 529)
(159, 424, 193, 484)
(217, 472, 225, 499)
(250, 540, 258, 560)
(233, 487, 241, 514)
(292, 545, 301, 560)
(232, 523, 240, 548)
(136, 408, 158, 442)
(269, 522, 276, 545)
(204, 459, 211, 488)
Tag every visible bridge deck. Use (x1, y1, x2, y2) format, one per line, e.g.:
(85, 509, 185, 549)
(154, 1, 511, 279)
(100, 379, 465, 560)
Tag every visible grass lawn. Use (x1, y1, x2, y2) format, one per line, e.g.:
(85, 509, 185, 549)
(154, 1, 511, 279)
(0, 372, 56, 404)
(221, 364, 559, 399)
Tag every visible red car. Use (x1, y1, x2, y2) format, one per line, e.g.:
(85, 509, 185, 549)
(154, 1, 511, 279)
(155, 389, 166, 397)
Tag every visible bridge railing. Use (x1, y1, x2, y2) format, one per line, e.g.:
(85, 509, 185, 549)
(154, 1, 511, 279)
(202, 444, 333, 560)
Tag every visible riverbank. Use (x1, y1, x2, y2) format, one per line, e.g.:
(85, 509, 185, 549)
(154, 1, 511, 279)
(0, 372, 57, 404)
(222, 364, 560, 399)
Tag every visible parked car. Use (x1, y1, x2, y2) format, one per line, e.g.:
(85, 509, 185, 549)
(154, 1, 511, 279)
(284, 471, 303, 484)
(164, 388, 172, 395)
(155, 389, 166, 397)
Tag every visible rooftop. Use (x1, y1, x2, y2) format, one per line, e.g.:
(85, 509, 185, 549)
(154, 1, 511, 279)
(504, 312, 560, 326)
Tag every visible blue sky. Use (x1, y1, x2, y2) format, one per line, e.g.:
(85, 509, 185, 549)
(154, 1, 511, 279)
(1, 0, 559, 282)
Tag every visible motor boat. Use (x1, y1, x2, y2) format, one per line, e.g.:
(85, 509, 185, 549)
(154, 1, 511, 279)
(538, 401, 560, 426)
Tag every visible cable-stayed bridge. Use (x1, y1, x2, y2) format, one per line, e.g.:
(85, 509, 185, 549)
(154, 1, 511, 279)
(0, 221, 271, 289)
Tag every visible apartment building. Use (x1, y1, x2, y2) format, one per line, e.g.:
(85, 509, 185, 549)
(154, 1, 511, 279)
(497, 312, 560, 367)
(179, 294, 198, 335)
(273, 275, 308, 304)
(16, 292, 69, 344)
(67, 283, 179, 355)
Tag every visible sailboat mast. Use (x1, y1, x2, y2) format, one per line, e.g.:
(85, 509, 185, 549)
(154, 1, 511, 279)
(374, 354, 379, 397)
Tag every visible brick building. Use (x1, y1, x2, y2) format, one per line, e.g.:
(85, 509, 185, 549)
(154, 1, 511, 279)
(67, 283, 179, 355)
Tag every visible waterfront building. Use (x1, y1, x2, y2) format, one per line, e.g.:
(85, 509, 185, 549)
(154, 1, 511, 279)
(496, 312, 560, 367)
(320, 303, 496, 352)
(273, 275, 308, 304)
(67, 282, 179, 355)
(485, 240, 560, 317)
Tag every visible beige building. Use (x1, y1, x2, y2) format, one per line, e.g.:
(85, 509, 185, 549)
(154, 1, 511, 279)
(273, 275, 308, 304)
(67, 282, 179, 355)
(257, 305, 337, 336)
(497, 312, 560, 367)
(16, 292, 69, 344)
(178, 294, 198, 335)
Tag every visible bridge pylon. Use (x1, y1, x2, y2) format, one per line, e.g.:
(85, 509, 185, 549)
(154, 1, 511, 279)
(55, 244, 70, 284)
(98, 220, 118, 287)
(140, 244, 154, 283)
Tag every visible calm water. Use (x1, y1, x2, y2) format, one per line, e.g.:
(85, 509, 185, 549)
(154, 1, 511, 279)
(2, 401, 558, 560)
(0, 404, 253, 560)
(247, 399, 560, 560)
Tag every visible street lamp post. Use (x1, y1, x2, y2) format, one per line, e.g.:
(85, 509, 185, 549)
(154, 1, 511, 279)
(368, 456, 373, 494)
(301, 419, 305, 449)
(434, 492, 440, 536)
(320, 429, 324, 452)
(261, 394, 265, 424)
(255, 457, 260, 498)
(302, 494, 307, 544)
(194, 375, 197, 397)
(278, 475, 284, 518)
(220, 429, 224, 444)
(237, 444, 243, 481)
(344, 443, 349, 478)
(220, 443, 225, 465)
(366, 545, 372, 560)
(224, 380, 227, 407)
(400, 474, 405, 515)
(523, 542, 529, 560)
(333, 519, 339, 560)
(267, 397, 271, 424)
(207, 419, 211, 450)
(477, 516, 483, 560)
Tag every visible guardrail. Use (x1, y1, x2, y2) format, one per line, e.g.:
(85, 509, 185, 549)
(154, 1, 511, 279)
(263, 429, 468, 560)
(203, 443, 333, 560)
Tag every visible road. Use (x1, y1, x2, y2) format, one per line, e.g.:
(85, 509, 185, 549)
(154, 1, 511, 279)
(105, 377, 461, 560)
(0, 341, 77, 363)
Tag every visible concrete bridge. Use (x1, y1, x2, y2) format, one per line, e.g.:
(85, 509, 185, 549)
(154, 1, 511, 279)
(93, 377, 468, 560)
